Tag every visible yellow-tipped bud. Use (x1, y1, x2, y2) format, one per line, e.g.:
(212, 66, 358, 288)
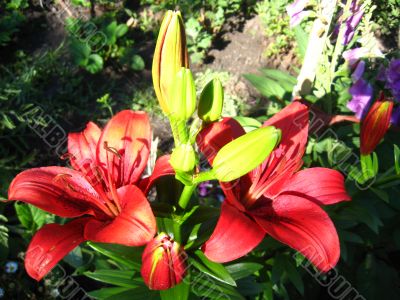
(198, 78, 224, 123)
(212, 126, 281, 182)
(170, 67, 196, 121)
(152, 10, 189, 114)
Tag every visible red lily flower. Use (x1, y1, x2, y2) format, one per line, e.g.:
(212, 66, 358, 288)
(197, 102, 350, 272)
(8, 110, 174, 280)
(360, 97, 394, 155)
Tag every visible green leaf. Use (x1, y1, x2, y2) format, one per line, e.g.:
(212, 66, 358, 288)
(271, 255, 285, 284)
(89, 287, 132, 299)
(294, 25, 308, 58)
(88, 242, 142, 270)
(283, 259, 304, 295)
(190, 269, 244, 300)
(339, 230, 363, 244)
(15, 202, 46, 231)
(85, 54, 104, 74)
(160, 278, 190, 300)
(394, 144, 400, 174)
(70, 38, 91, 66)
(243, 73, 286, 101)
(130, 54, 145, 71)
(84, 270, 143, 288)
(225, 262, 263, 280)
(233, 116, 261, 132)
(115, 24, 128, 37)
(90, 286, 159, 300)
(0, 225, 8, 249)
(259, 69, 297, 92)
(191, 250, 236, 286)
(370, 187, 389, 203)
(104, 21, 118, 45)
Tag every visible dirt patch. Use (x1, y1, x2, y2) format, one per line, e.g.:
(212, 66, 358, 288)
(201, 15, 299, 105)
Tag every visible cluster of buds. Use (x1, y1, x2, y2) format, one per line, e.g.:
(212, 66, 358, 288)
(145, 10, 282, 290)
(152, 10, 280, 185)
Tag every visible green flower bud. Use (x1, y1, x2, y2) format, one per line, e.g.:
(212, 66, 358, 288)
(170, 67, 196, 121)
(170, 143, 197, 173)
(152, 10, 189, 114)
(212, 126, 281, 182)
(198, 78, 224, 123)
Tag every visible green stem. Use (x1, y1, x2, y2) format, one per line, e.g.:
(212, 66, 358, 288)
(178, 170, 216, 209)
(178, 184, 197, 209)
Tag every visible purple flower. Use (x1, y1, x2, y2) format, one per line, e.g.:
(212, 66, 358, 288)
(347, 78, 373, 119)
(343, 47, 369, 65)
(287, 0, 310, 27)
(386, 59, 400, 101)
(351, 60, 365, 81)
(198, 181, 212, 197)
(342, 0, 364, 45)
(391, 106, 400, 126)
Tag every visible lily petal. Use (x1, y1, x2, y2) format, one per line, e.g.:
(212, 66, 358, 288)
(252, 194, 340, 272)
(139, 155, 175, 195)
(97, 110, 151, 187)
(8, 167, 106, 218)
(280, 168, 351, 205)
(202, 202, 265, 263)
(197, 117, 245, 164)
(263, 101, 309, 164)
(68, 122, 101, 173)
(25, 218, 89, 280)
(84, 185, 156, 246)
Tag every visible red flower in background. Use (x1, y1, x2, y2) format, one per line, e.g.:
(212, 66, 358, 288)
(197, 102, 350, 272)
(360, 97, 394, 155)
(8, 110, 174, 280)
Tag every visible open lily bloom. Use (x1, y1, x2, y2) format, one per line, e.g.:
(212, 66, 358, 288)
(8, 110, 174, 280)
(197, 102, 350, 272)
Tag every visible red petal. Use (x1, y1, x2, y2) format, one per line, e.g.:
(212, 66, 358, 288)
(252, 194, 340, 272)
(202, 202, 265, 263)
(68, 122, 101, 172)
(263, 101, 309, 165)
(139, 155, 175, 195)
(197, 117, 245, 164)
(97, 110, 151, 187)
(84, 185, 156, 246)
(280, 168, 351, 205)
(8, 167, 106, 218)
(25, 218, 88, 280)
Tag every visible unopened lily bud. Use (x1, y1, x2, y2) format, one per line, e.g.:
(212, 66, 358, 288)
(360, 97, 393, 155)
(152, 10, 189, 114)
(170, 67, 196, 121)
(170, 144, 196, 173)
(212, 126, 281, 182)
(141, 233, 187, 290)
(198, 78, 224, 123)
